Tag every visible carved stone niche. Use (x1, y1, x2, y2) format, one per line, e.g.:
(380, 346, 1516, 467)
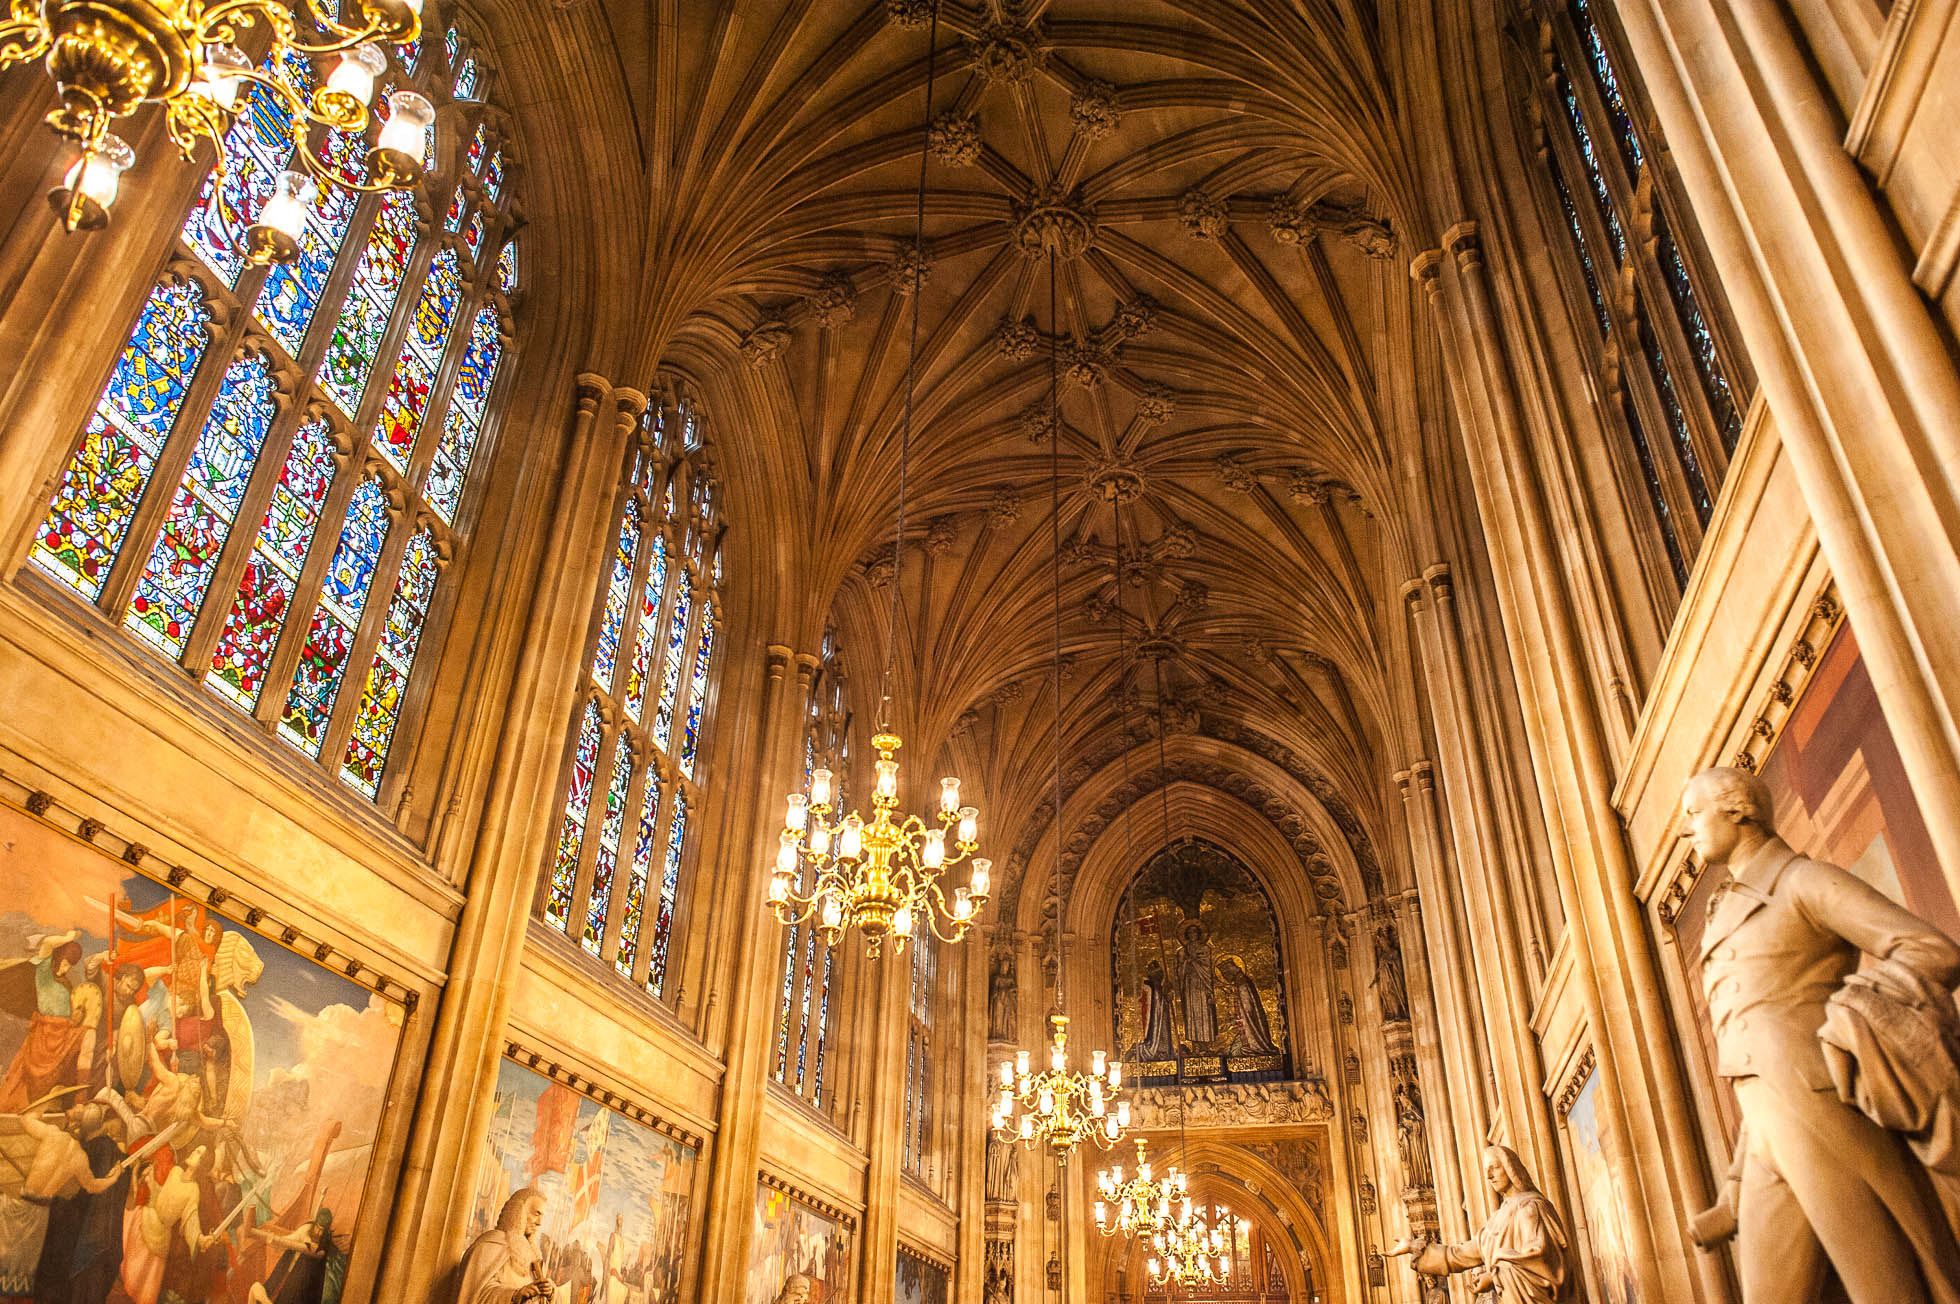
(1126, 1078, 1335, 1128)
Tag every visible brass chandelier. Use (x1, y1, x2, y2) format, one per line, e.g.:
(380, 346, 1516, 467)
(766, 0, 988, 961)
(4, 0, 431, 255)
(1094, 1137, 1191, 1239)
(1148, 1207, 1231, 1289)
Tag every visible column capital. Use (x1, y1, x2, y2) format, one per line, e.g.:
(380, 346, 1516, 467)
(611, 386, 649, 436)
(1442, 219, 1482, 259)
(1400, 575, 1428, 607)
(574, 372, 612, 413)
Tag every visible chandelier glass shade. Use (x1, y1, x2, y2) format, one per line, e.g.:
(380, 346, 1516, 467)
(6, 0, 429, 251)
(990, 1013, 1129, 1162)
(769, 731, 989, 959)
(1147, 1207, 1231, 1289)
(1094, 1138, 1192, 1239)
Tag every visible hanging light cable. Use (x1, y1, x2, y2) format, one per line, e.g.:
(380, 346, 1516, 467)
(991, 248, 1127, 1163)
(768, 7, 989, 959)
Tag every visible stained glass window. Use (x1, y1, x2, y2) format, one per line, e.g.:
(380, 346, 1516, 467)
(427, 307, 504, 521)
(776, 635, 845, 1109)
(453, 57, 481, 100)
(375, 247, 464, 471)
(679, 601, 715, 776)
(902, 930, 938, 1176)
(496, 240, 517, 293)
(279, 474, 390, 755)
(124, 351, 281, 657)
(207, 419, 338, 708)
(485, 151, 507, 202)
(652, 584, 693, 749)
(536, 399, 723, 1004)
(32, 280, 212, 599)
(319, 188, 415, 418)
(180, 48, 306, 286)
(547, 699, 604, 930)
(255, 128, 365, 357)
(341, 525, 441, 794)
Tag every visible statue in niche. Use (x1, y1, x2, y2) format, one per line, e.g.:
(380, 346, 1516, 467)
(1220, 955, 1281, 1055)
(1394, 1079, 1433, 1191)
(453, 1188, 552, 1303)
(1387, 1146, 1567, 1304)
(986, 1131, 1020, 1203)
(984, 1238, 1013, 1304)
(1373, 922, 1410, 1023)
(1680, 766, 1960, 1299)
(988, 951, 1018, 1042)
(1179, 922, 1218, 1048)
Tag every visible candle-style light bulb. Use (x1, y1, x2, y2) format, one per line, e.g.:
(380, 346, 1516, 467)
(968, 857, 991, 898)
(921, 827, 945, 867)
(1116, 1101, 1131, 1128)
(838, 814, 862, 859)
(776, 832, 799, 873)
(807, 822, 830, 856)
(809, 767, 833, 808)
(940, 776, 960, 813)
(373, 89, 434, 184)
(957, 805, 978, 844)
(1019, 1113, 1034, 1141)
(1016, 1049, 1031, 1076)
(999, 1059, 1014, 1087)
(322, 42, 387, 119)
(875, 758, 898, 799)
(1108, 1060, 1123, 1089)
(1091, 1049, 1106, 1076)
(785, 793, 809, 829)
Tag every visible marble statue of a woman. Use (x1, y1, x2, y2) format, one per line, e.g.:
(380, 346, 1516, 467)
(1387, 1146, 1567, 1303)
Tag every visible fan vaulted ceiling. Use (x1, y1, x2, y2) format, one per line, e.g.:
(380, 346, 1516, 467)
(513, 0, 1449, 920)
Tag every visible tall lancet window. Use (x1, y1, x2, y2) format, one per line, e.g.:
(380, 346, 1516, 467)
(774, 630, 848, 1108)
(539, 397, 724, 1002)
(901, 927, 938, 1178)
(1522, 0, 1752, 595)
(27, 11, 519, 805)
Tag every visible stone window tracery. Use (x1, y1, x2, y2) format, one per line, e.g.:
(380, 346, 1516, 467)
(539, 397, 723, 1001)
(774, 629, 849, 1108)
(1522, 0, 1753, 596)
(26, 6, 518, 805)
(901, 926, 937, 1178)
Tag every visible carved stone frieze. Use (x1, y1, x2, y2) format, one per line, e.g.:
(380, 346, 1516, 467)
(1126, 1077, 1335, 1128)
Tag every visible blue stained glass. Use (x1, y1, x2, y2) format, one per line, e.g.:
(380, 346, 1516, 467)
(465, 212, 486, 259)
(497, 240, 517, 293)
(443, 26, 459, 66)
(254, 129, 364, 356)
(33, 281, 211, 598)
(1570, 0, 1645, 174)
(679, 601, 715, 776)
(615, 774, 662, 980)
(425, 306, 502, 522)
(125, 353, 280, 657)
(547, 699, 603, 930)
(592, 498, 641, 690)
(652, 584, 692, 749)
(342, 527, 441, 794)
(651, 791, 687, 998)
(1638, 310, 1714, 525)
(1548, 151, 1612, 337)
(278, 475, 389, 756)
(467, 123, 488, 173)
(583, 741, 634, 956)
(375, 248, 463, 470)
(1653, 209, 1742, 453)
(485, 150, 507, 202)
(773, 914, 801, 1081)
(811, 941, 834, 1104)
(181, 49, 306, 286)
(623, 533, 667, 722)
(1559, 74, 1626, 265)
(445, 184, 469, 232)
(1621, 395, 1689, 587)
(794, 897, 818, 1089)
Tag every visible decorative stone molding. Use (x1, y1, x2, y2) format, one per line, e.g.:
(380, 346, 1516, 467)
(987, 487, 1022, 525)
(1012, 185, 1099, 260)
(884, 0, 936, 27)
(805, 275, 857, 328)
(994, 316, 1040, 361)
(886, 242, 931, 296)
(1178, 188, 1229, 240)
(968, 20, 1045, 83)
(739, 318, 792, 366)
(1109, 294, 1157, 340)
(1214, 453, 1259, 494)
(1069, 80, 1120, 138)
(758, 1170, 858, 1228)
(1134, 384, 1177, 425)
(504, 1042, 705, 1147)
(1085, 457, 1146, 504)
(924, 515, 959, 556)
(1555, 1046, 1597, 1120)
(1019, 397, 1057, 443)
(1126, 1078, 1336, 1127)
(1061, 339, 1107, 388)
(927, 110, 981, 166)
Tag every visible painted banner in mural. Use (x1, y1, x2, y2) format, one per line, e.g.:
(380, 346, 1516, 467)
(894, 1250, 946, 1304)
(0, 799, 406, 1303)
(1566, 1069, 1640, 1304)
(747, 1182, 851, 1304)
(1111, 838, 1290, 1084)
(468, 1056, 696, 1304)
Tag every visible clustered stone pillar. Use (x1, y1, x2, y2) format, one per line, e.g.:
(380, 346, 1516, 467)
(378, 376, 643, 1297)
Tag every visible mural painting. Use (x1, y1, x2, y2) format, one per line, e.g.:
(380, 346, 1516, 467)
(1566, 1068, 1640, 1304)
(894, 1250, 947, 1304)
(1111, 839, 1289, 1085)
(0, 799, 406, 1303)
(747, 1182, 851, 1304)
(467, 1057, 696, 1304)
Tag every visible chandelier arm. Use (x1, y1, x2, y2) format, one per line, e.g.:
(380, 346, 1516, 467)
(0, 11, 48, 66)
(197, 0, 404, 55)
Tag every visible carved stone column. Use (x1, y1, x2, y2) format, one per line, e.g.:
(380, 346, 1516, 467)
(1415, 228, 1729, 1303)
(693, 645, 819, 1300)
(378, 376, 641, 1297)
(1613, 0, 1960, 894)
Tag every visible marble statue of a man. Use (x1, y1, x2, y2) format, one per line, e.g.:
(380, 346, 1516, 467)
(453, 1188, 552, 1304)
(1387, 1146, 1566, 1303)
(1682, 766, 1960, 1301)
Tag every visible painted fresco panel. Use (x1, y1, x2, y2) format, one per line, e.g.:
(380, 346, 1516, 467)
(1111, 838, 1290, 1084)
(1567, 1069, 1640, 1304)
(0, 801, 406, 1301)
(894, 1251, 947, 1304)
(468, 1057, 695, 1304)
(747, 1183, 851, 1304)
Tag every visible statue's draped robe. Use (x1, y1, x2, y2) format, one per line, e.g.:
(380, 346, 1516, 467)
(1412, 1191, 1566, 1304)
(455, 1229, 545, 1304)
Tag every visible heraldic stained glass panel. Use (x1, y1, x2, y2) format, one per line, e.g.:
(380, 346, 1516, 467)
(592, 497, 641, 692)
(680, 602, 715, 777)
(319, 189, 416, 419)
(623, 533, 667, 723)
(32, 281, 212, 599)
(375, 248, 464, 472)
(180, 48, 306, 287)
(650, 789, 688, 997)
(426, 306, 503, 522)
(254, 128, 366, 358)
(583, 741, 634, 956)
(341, 526, 441, 794)
(124, 351, 281, 658)
(547, 699, 604, 930)
(614, 775, 662, 979)
(278, 475, 390, 756)
(206, 419, 338, 709)
(652, 583, 692, 750)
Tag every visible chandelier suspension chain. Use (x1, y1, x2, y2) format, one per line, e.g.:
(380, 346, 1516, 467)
(1048, 245, 1067, 1007)
(878, 5, 941, 731)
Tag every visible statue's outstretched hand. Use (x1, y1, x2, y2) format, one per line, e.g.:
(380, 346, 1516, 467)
(1386, 1236, 1426, 1257)
(1689, 1180, 1739, 1248)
